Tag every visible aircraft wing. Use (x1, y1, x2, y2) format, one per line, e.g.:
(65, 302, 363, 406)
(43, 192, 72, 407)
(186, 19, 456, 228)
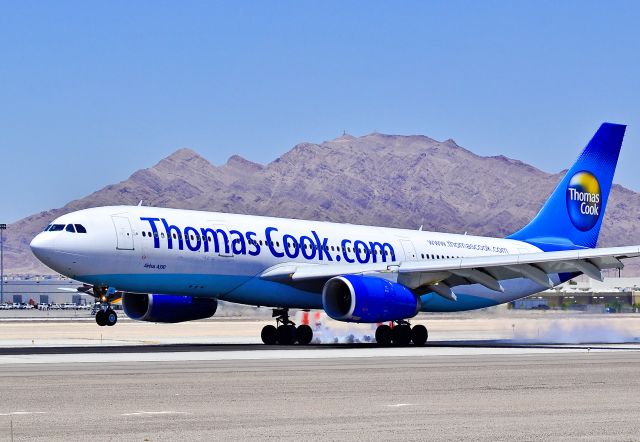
(259, 245, 640, 301)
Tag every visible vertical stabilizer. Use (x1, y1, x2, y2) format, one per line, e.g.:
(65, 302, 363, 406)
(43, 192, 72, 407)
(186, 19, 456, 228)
(508, 123, 626, 250)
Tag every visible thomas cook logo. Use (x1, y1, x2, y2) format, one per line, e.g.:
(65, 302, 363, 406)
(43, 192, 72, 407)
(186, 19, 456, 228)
(566, 171, 601, 231)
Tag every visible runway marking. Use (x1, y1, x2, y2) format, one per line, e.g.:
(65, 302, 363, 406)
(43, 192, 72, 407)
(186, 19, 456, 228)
(386, 403, 413, 408)
(121, 411, 189, 416)
(0, 345, 632, 365)
(0, 411, 47, 416)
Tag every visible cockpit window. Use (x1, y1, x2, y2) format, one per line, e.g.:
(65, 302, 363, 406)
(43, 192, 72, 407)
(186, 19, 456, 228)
(65, 224, 76, 233)
(49, 224, 65, 232)
(75, 224, 87, 233)
(43, 224, 52, 232)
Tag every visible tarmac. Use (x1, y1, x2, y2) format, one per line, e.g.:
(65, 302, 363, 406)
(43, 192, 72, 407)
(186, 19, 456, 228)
(1, 312, 640, 441)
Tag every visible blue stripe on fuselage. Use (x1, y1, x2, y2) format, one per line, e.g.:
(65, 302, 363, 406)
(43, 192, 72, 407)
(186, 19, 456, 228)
(77, 273, 565, 315)
(77, 273, 323, 309)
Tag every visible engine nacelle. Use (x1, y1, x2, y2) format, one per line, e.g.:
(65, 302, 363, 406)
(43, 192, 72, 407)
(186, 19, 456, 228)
(322, 275, 419, 323)
(122, 293, 218, 323)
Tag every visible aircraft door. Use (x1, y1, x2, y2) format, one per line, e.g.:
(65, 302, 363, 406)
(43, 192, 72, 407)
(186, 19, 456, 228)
(208, 222, 233, 257)
(400, 239, 417, 261)
(112, 216, 135, 250)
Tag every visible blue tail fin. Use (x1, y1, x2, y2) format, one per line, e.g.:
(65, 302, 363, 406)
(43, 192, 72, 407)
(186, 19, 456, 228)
(508, 123, 626, 250)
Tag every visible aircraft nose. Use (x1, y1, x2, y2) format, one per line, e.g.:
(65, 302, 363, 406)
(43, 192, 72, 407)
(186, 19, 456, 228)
(30, 233, 57, 264)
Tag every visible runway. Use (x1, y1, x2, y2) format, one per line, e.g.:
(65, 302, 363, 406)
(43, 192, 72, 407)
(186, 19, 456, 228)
(1, 313, 639, 440)
(1, 344, 640, 441)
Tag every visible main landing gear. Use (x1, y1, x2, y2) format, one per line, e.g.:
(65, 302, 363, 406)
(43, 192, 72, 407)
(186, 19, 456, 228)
(375, 321, 428, 347)
(261, 308, 313, 345)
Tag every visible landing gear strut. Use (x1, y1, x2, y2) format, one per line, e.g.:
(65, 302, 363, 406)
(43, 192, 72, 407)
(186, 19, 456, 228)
(261, 309, 313, 345)
(375, 321, 428, 347)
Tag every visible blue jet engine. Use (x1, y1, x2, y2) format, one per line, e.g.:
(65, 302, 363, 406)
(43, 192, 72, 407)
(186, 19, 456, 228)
(322, 275, 419, 323)
(122, 293, 218, 323)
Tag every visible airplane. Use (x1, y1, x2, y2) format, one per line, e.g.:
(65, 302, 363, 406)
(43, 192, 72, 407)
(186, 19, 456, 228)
(30, 123, 640, 346)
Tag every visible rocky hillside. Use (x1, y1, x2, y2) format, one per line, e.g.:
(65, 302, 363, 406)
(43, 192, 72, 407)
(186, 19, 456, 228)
(6, 133, 640, 274)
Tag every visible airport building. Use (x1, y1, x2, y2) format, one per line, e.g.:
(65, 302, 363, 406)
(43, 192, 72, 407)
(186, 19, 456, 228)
(1, 275, 87, 305)
(513, 276, 640, 312)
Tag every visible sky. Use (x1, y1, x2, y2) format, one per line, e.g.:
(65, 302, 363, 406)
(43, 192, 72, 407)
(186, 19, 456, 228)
(1, 0, 639, 223)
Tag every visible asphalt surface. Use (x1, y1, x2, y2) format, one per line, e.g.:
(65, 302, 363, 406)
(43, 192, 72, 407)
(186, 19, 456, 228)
(1, 349, 640, 441)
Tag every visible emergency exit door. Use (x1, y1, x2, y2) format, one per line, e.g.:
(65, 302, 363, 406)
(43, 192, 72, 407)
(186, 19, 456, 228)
(400, 239, 417, 261)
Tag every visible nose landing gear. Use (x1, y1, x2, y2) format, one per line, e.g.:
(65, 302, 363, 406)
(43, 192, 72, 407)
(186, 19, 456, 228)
(96, 304, 118, 327)
(375, 321, 428, 346)
(92, 286, 118, 327)
(261, 308, 313, 345)
(95, 306, 117, 327)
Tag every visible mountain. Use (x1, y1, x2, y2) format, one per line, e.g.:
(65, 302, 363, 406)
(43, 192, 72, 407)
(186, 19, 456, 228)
(5, 133, 640, 275)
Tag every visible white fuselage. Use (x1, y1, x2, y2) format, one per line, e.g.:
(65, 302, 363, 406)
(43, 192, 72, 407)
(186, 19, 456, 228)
(30, 205, 549, 312)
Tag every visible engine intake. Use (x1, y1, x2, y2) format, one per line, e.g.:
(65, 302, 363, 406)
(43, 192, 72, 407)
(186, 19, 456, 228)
(122, 293, 218, 323)
(322, 275, 419, 323)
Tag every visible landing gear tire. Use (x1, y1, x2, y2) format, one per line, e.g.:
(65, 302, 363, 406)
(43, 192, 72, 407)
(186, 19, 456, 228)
(105, 309, 118, 326)
(296, 324, 313, 345)
(411, 324, 428, 346)
(375, 325, 393, 346)
(261, 325, 278, 345)
(95, 309, 107, 327)
(276, 324, 296, 345)
(392, 324, 412, 346)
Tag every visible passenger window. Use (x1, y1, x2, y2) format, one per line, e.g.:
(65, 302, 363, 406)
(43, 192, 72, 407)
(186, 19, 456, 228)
(65, 224, 76, 233)
(161, 233, 165, 238)
(142, 231, 146, 237)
